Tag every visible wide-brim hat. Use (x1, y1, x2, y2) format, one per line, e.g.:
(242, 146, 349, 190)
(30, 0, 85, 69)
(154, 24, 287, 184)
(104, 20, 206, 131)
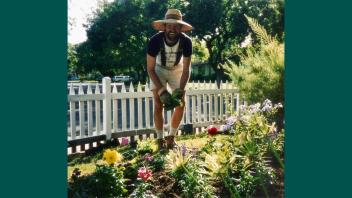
(152, 9, 193, 32)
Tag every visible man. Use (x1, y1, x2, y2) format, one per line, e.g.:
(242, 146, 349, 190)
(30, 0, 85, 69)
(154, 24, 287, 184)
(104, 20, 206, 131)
(146, 9, 193, 149)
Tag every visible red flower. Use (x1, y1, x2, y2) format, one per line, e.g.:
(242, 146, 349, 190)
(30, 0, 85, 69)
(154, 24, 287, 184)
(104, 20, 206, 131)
(207, 125, 218, 135)
(137, 167, 153, 182)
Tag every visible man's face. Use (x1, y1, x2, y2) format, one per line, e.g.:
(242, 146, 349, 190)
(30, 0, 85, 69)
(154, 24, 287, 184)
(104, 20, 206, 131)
(165, 23, 182, 42)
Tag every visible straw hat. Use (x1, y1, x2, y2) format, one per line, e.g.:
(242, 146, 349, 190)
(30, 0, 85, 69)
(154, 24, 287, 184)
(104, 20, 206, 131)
(152, 9, 193, 32)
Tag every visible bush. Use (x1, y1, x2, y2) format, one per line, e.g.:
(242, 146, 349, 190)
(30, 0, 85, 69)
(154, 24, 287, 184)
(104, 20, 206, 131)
(223, 15, 284, 104)
(136, 139, 156, 155)
(68, 164, 127, 198)
(79, 70, 103, 82)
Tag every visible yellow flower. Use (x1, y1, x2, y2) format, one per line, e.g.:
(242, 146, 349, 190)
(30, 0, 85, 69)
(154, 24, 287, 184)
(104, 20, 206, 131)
(103, 149, 123, 165)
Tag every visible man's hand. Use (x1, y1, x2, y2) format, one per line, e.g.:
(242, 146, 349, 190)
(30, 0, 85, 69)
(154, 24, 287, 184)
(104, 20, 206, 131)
(158, 87, 182, 111)
(159, 90, 173, 105)
(172, 88, 185, 100)
(172, 88, 185, 107)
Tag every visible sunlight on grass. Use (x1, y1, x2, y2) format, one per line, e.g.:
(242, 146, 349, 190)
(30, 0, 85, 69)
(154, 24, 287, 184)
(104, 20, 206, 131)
(177, 134, 229, 148)
(68, 163, 96, 180)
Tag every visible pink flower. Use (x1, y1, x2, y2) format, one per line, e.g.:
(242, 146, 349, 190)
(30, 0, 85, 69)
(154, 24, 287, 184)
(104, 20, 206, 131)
(137, 167, 153, 182)
(121, 137, 129, 145)
(143, 153, 153, 162)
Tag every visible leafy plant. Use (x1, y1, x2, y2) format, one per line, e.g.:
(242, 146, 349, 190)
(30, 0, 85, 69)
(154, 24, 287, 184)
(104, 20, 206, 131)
(203, 99, 284, 197)
(136, 139, 157, 155)
(174, 162, 217, 198)
(165, 147, 192, 174)
(130, 182, 155, 198)
(68, 164, 127, 198)
(201, 136, 216, 154)
(149, 153, 166, 172)
(222, 15, 284, 104)
(121, 149, 138, 161)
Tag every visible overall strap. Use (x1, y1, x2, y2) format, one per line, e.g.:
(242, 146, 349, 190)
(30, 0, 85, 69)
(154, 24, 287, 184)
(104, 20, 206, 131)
(174, 33, 185, 66)
(159, 34, 167, 67)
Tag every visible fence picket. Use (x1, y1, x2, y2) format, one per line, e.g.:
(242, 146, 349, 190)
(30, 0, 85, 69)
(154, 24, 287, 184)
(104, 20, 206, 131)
(121, 83, 127, 131)
(197, 81, 202, 123)
(113, 83, 118, 133)
(87, 84, 93, 136)
(137, 82, 143, 129)
(69, 84, 76, 140)
(145, 82, 151, 128)
(214, 93, 218, 121)
(208, 81, 213, 122)
(202, 81, 208, 122)
(78, 85, 85, 138)
(95, 84, 101, 135)
(192, 94, 196, 123)
(129, 82, 135, 130)
(186, 94, 190, 124)
(219, 80, 223, 120)
(103, 78, 112, 140)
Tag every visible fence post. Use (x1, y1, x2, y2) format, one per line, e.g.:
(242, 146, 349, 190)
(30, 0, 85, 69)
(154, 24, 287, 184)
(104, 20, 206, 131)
(103, 77, 112, 140)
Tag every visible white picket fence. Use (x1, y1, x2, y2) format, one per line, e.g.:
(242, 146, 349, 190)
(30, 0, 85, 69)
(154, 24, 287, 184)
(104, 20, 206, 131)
(67, 77, 240, 153)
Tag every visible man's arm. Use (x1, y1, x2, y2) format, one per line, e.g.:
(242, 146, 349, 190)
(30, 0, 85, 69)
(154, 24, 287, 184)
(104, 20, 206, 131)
(179, 56, 191, 90)
(147, 54, 163, 91)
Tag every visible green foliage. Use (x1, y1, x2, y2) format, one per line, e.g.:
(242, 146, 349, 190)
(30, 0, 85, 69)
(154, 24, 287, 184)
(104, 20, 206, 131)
(165, 147, 192, 174)
(136, 139, 155, 155)
(149, 153, 166, 172)
(121, 149, 138, 161)
(223, 16, 284, 103)
(70, 0, 284, 82)
(201, 136, 216, 154)
(67, 44, 79, 76)
(68, 165, 127, 198)
(123, 162, 139, 180)
(130, 182, 154, 198)
(185, 0, 284, 80)
(192, 39, 209, 63)
(79, 69, 103, 81)
(76, 0, 151, 80)
(199, 100, 284, 197)
(172, 162, 216, 198)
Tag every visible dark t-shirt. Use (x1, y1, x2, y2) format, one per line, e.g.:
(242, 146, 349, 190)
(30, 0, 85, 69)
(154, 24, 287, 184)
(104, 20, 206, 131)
(147, 32, 192, 58)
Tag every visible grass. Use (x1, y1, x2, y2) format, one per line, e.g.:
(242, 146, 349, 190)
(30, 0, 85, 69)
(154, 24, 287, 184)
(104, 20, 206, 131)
(67, 133, 229, 180)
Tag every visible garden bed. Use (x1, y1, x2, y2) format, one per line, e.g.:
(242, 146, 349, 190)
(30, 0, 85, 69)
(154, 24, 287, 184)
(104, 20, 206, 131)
(68, 100, 284, 198)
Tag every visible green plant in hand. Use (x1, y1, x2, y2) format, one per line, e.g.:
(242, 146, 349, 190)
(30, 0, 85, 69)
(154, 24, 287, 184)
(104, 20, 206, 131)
(159, 88, 184, 111)
(172, 88, 185, 107)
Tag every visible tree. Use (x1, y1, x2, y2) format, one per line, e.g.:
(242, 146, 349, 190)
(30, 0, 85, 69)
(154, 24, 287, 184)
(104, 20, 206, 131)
(73, 0, 284, 83)
(76, 0, 153, 81)
(67, 44, 79, 77)
(185, 0, 284, 83)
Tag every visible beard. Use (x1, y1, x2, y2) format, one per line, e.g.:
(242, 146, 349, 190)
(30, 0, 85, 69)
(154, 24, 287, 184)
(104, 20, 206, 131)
(166, 31, 180, 42)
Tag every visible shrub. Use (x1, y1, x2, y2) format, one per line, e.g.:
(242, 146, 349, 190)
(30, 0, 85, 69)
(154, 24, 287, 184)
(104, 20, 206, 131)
(68, 165, 127, 198)
(137, 139, 156, 155)
(222, 15, 284, 104)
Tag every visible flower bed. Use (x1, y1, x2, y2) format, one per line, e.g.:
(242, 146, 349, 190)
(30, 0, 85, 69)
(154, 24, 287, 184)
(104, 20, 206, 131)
(68, 99, 284, 198)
